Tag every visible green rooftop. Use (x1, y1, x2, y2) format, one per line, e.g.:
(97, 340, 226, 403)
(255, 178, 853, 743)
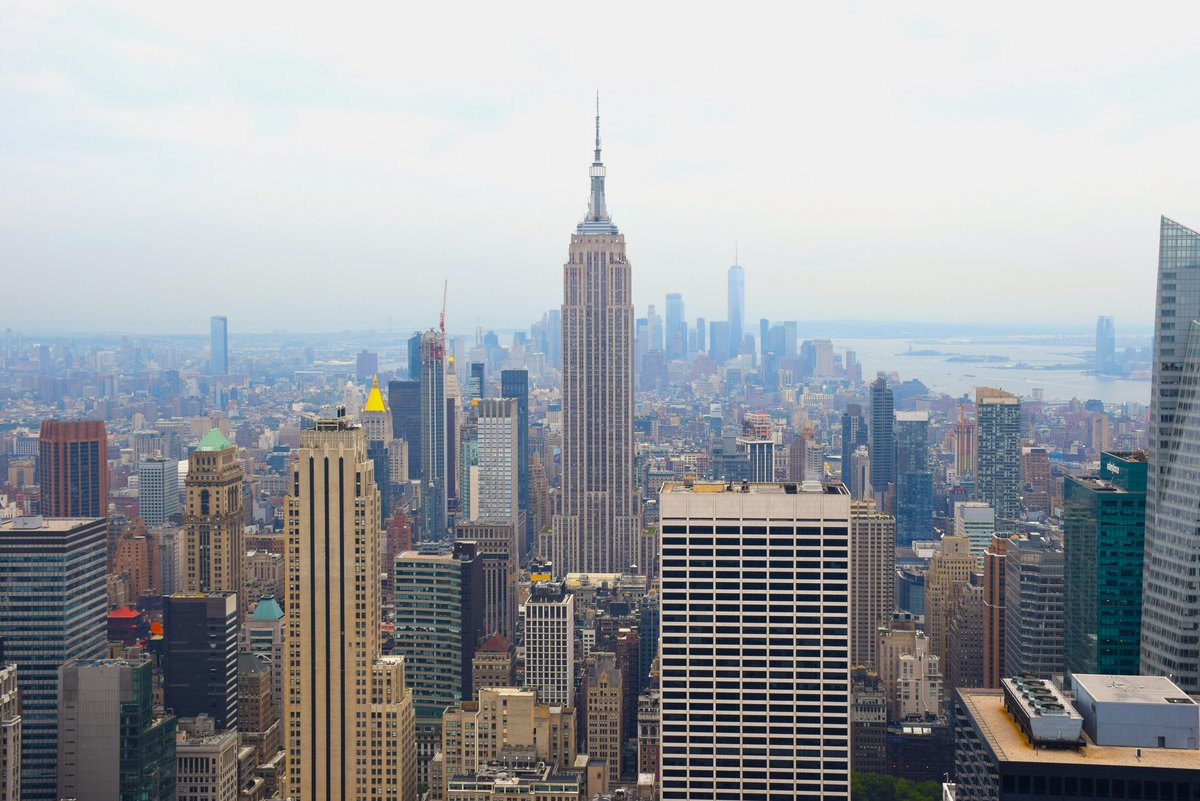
(195, 428, 232, 452)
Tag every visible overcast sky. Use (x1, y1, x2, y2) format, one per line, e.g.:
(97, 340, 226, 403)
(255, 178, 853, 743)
(4, 2, 1200, 336)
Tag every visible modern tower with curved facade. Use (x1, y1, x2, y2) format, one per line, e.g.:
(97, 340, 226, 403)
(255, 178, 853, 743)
(544, 104, 641, 575)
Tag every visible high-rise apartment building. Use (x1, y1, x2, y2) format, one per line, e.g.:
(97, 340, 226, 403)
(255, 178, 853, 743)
(953, 404, 976, 478)
(0, 664, 19, 801)
(975, 387, 1021, 531)
(583, 653, 623, 785)
(37, 420, 108, 517)
(851, 500, 895, 668)
(0, 516, 107, 801)
(522, 580, 575, 706)
(894, 410, 931, 545)
(388, 379, 421, 481)
(1063, 452, 1146, 679)
(869, 376, 895, 503)
(876, 616, 942, 721)
(184, 429, 243, 611)
(210, 315, 228, 376)
(162, 593, 238, 730)
(419, 330, 448, 539)
(283, 413, 416, 801)
(727, 264, 745, 357)
(1003, 534, 1064, 679)
(57, 657, 176, 801)
(137, 455, 179, 525)
(1143, 216, 1200, 690)
(659, 480, 852, 801)
(546, 109, 641, 575)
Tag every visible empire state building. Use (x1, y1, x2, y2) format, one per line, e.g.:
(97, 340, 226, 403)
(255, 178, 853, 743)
(544, 105, 642, 575)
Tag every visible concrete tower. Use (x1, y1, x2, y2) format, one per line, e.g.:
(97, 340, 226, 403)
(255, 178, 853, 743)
(546, 102, 641, 575)
(283, 412, 416, 801)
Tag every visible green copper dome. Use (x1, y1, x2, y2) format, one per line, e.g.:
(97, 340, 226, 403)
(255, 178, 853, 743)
(195, 428, 232, 452)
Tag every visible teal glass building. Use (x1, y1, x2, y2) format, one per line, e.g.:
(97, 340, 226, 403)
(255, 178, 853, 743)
(1062, 451, 1146, 679)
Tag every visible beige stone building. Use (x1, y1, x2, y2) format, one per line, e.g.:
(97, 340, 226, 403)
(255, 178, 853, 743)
(543, 110, 641, 576)
(283, 414, 416, 801)
(922, 534, 976, 667)
(583, 653, 623, 785)
(876, 616, 943, 720)
(440, 687, 576, 800)
(185, 428, 244, 617)
(470, 633, 516, 700)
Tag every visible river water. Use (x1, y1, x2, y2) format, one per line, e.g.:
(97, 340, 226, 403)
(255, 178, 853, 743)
(837, 337, 1151, 407)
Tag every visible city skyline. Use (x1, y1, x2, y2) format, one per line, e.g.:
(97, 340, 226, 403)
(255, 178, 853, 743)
(8, 5, 1200, 331)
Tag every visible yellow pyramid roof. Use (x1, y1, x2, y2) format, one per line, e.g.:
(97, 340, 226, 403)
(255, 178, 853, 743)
(363, 375, 387, 413)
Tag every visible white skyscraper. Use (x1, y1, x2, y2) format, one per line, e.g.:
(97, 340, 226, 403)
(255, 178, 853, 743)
(954, 501, 996, 567)
(137, 455, 179, 526)
(521, 580, 575, 706)
(472, 398, 519, 522)
(659, 480, 852, 801)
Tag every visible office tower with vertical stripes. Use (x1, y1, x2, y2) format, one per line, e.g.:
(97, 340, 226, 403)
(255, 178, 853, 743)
(283, 412, 415, 801)
(184, 429, 244, 614)
(659, 481, 852, 801)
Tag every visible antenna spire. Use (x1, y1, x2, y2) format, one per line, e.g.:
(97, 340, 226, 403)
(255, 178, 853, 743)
(594, 91, 601, 163)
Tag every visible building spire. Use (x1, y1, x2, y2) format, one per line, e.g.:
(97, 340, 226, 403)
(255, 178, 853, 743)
(579, 93, 618, 234)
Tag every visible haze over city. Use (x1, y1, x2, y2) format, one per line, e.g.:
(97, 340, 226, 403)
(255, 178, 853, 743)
(7, 2, 1200, 331)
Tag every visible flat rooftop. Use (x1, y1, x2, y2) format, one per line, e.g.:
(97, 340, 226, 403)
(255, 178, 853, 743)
(661, 480, 848, 496)
(0, 516, 101, 532)
(1073, 674, 1196, 706)
(959, 689, 1200, 769)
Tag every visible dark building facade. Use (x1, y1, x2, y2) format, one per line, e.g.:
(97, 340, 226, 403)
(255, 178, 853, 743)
(162, 593, 238, 730)
(388, 379, 421, 481)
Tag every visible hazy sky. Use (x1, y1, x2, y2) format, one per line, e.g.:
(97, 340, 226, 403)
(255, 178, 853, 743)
(4, 2, 1199, 335)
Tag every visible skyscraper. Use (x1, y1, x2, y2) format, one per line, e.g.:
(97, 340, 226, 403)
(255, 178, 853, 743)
(455, 520, 520, 639)
(136, 455, 179, 526)
(522, 580, 575, 706)
(184, 429, 244, 611)
(727, 262, 745, 357)
(0, 516, 107, 801)
(840, 404, 868, 495)
(162, 593, 238, 730)
(472, 398, 519, 522)
(546, 105, 640, 575)
(500, 369, 530, 546)
(210, 315, 228, 376)
(851, 500, 896, 668)
(360, 377, 393, 518)
(869, 375, 895, 502)
(283, 412, 416, 801)
(1063, 451, 1146, 680)
(37, 420, 108, 518)
(1003, 533, 1064, 680)
(975, 387, 1022, 531)
(388, 379, 421, 481)
(57, 657, 176, 801)
(0, 664, 18, 801)
(1143, 216, 1200, 690)
(665, 292, 686, 360)
(1095, 315, 1116, 374)
(893, 410, 932, 546)
(419, 330, 448, 539)
(659, 480, 852, 801)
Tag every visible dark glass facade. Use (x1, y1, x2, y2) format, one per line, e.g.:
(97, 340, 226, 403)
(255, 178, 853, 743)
(1063, 451, 1146, 679)
(162, 593, 239, 730)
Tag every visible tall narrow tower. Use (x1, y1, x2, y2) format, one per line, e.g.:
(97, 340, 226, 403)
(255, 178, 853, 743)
(545, 101, 641, 575)
(1142, 216, 1200, 690)
(283, 412, 416, 801)
(727, 262, 745, 356)
(184, 428, 244, 612)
